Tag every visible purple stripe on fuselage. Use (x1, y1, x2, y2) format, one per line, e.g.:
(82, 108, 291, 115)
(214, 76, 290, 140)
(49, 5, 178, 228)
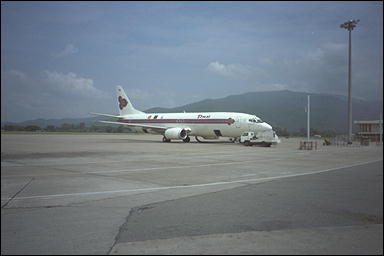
(117, 118, 231, 124)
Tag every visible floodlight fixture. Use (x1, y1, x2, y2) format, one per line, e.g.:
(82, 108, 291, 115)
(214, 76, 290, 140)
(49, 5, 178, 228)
(340, 19, 359, 31)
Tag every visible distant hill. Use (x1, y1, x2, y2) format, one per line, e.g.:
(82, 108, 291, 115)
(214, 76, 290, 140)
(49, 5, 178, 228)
(1, 117, 102, 128)
(145, 90, 382, 133)
(2, 90, 382, 133)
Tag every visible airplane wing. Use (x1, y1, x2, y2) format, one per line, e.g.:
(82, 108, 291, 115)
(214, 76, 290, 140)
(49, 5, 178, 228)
(98, 121, 192, 135)
(99, 120, 167, 131)
(92, 112, 192, 134)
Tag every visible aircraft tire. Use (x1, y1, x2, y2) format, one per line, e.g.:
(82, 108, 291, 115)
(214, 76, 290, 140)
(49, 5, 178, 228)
(195, 136, 203, 143)
(183, 137, 191, 143)
(259, 142, 271, 147)
(162, 137, 171, 143)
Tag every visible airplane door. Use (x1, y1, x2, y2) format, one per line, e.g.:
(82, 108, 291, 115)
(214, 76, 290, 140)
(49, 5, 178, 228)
(247, 121, 252, 130)
(235, 117, 241, 128)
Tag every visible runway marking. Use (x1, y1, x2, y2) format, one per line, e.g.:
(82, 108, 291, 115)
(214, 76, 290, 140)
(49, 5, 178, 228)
(1, 157, 288, 177)
(0, 150, 279, 168)
(1, 151, 272, 167)
(1, 159, 381, 201)
(86, 159, 277, 174)
(3, 146, 359, 172)
(0, 152, 246, 167)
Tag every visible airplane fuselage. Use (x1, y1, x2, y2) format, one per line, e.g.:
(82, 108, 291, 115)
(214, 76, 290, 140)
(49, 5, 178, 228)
(117, 112, 272, 138)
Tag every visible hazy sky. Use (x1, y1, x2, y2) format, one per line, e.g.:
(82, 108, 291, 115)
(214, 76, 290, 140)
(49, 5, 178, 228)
(1, 1, 383, 122)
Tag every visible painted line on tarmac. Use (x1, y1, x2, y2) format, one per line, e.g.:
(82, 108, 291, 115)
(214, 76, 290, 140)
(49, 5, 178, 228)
(86, 159, 277, 174)
(1, 157, 287, 178)
(0, 150, 274, 169)
(1, 159, 382, 201)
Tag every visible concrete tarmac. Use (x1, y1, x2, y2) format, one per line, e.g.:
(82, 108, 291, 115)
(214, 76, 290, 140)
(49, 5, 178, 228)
(112, 161, 382, 255)
(1, 133, 383, 254)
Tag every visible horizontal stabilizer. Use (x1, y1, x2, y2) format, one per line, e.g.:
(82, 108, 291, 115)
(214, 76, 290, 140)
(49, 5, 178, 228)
(89, 112, 122, 119)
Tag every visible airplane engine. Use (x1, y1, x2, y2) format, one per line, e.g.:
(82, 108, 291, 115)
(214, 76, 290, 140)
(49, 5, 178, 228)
(164, 127, 188, 140)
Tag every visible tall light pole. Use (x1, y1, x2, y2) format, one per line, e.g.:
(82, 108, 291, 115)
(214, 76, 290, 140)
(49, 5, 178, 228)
(380, 113, 382, 145)
(307, 95, 310, 142)
(340, 19, 359, 144)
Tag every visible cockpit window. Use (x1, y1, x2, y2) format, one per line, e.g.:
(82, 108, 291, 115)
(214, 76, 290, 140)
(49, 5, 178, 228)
(249, 118, 264, 123)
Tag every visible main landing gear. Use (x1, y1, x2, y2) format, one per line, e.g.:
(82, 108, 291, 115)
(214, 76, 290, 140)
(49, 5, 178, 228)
(162, 136, 191, 143)
(162, 137, 171, 142)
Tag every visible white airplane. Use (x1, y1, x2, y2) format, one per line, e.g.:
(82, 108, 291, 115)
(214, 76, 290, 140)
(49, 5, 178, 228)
(92, 86, 280, 145)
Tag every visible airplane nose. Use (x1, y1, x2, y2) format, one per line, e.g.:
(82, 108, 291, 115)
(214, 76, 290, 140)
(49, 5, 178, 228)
(261, 122, 272, 130)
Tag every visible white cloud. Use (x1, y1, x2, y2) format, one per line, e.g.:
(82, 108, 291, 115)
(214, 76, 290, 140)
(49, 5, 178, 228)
(51, 43, 79, 58)
(8, 69, 28, 81)
(1, 70, 190, 122)
(125, 88, 178, 110)
(204, 43, 349, 95)
(207, 61, 252, 80)
(270, 83, 288, 90)
(42, 71, 104, 98)
(1, 70, 112, 122)
(323, 42, 346, 52)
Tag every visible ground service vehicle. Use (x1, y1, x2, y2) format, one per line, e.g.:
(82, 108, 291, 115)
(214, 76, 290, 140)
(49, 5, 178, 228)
(240, 131, 280, 147)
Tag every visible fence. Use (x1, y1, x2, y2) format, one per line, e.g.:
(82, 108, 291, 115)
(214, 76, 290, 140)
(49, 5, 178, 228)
(299, 141, 317, 150)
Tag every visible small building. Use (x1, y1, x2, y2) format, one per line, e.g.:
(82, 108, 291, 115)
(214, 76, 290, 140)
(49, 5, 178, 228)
(354, 120, 383, 142)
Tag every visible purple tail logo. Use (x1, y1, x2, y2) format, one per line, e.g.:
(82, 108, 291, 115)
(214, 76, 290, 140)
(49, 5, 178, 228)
(118, 96, 128, 110)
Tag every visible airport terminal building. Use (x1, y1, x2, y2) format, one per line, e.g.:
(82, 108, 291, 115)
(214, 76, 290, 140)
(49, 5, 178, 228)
(354, 120, 383, 142)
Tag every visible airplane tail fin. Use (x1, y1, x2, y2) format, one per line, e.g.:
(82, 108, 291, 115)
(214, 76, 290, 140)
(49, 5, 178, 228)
(116, 86, 145, 115)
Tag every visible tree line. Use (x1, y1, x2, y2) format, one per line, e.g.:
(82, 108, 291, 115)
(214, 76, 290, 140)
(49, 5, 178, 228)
(2, 123, 135, 133)
(2, 123, 338, 137)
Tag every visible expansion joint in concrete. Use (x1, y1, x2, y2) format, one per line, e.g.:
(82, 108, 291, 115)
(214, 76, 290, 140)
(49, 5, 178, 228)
(1, 178, 34, 209)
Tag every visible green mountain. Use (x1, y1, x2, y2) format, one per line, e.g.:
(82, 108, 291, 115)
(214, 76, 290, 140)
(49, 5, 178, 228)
(145, 90, 382, 133)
